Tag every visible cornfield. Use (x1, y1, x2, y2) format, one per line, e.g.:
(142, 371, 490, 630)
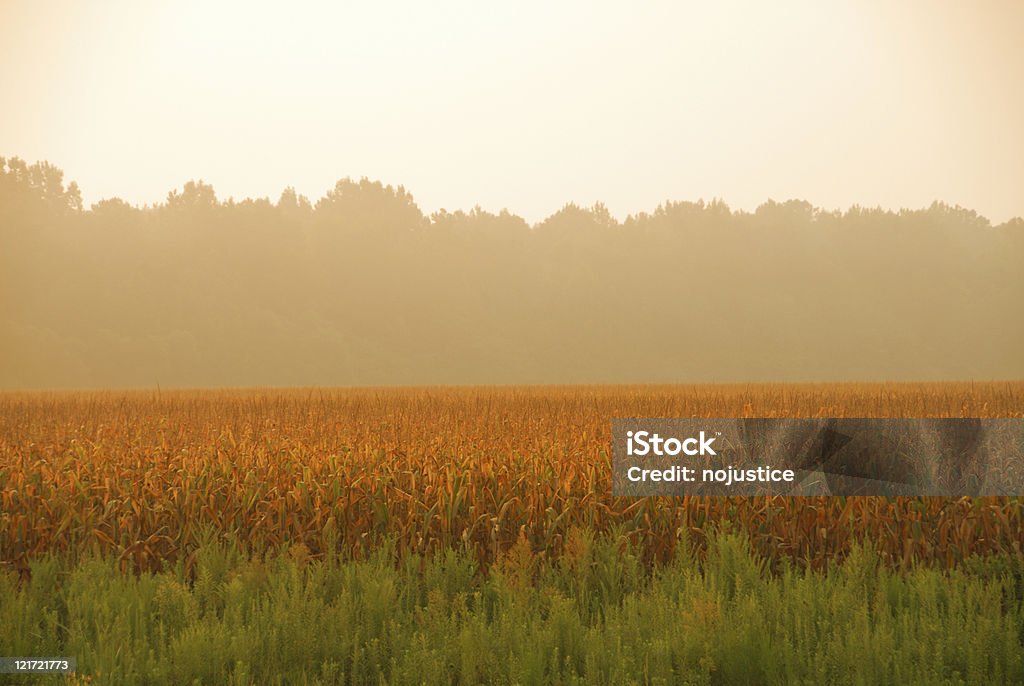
(2, 383, 1023, 576)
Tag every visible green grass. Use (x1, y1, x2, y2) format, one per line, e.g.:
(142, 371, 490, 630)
(2, 531, 1023, 685)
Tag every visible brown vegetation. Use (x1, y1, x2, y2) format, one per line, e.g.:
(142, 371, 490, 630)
(3, 383, 1022, 576)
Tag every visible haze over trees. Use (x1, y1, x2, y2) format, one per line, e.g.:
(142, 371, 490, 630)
(2, 157, 1022, 389)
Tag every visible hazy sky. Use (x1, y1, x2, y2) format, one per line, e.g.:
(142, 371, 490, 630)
(2, 0, 1022, 223)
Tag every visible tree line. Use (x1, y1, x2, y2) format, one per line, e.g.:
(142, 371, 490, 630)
(2, 156, 1022, 388)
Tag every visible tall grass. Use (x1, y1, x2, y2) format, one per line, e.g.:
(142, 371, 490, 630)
(2, 531, 1022, 685)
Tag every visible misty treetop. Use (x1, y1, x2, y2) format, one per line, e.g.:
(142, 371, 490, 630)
(2, 157, 1022, 388)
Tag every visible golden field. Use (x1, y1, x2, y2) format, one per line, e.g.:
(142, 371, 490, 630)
(2, 382, 1022, 576)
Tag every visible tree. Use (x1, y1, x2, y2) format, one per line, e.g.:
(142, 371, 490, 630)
(314, 177, 425, 233)
(164, 180, 218, 211)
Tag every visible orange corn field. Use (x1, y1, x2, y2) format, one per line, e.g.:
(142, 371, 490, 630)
(2, 382, 1023, 576)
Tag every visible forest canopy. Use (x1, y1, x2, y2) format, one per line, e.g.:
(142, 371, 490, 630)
(2, 157, 1022, 388)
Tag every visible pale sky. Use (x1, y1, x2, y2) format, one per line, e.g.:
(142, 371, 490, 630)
(2, 0, 1022, 223)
